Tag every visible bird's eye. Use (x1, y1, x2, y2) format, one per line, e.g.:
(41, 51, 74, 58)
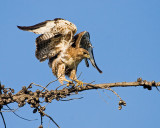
(83, 51, 88, 55)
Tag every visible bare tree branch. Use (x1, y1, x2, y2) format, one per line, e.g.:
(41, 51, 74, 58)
(0, 77, 159, 128)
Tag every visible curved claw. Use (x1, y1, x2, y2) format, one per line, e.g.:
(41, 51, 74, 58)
(64, 79, 74, 86)
(75, 80, 84, 87)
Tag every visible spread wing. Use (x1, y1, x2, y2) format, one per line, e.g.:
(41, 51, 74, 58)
(17, 18, 77, 62)
(75, 31, 102, 73)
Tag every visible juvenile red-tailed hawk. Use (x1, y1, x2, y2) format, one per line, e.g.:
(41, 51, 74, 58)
(17, 18, 102, 85)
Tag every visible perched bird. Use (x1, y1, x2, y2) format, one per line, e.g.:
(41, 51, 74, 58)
(17, 18, 102, 85)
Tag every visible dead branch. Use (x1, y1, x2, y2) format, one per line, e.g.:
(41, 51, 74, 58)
(0, 77, 159, 128)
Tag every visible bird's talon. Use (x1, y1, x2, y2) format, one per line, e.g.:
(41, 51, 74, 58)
(66, 83, 70, 87)
(75, 80, 84, 87)
(64, 80, 74, 86)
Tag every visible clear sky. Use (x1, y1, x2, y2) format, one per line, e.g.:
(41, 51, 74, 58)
(1, 0, 160, 128)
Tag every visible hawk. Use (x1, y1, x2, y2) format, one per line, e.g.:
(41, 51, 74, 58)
(17, 18, 102, 85)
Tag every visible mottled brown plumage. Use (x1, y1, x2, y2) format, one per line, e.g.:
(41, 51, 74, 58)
(17, 18, 102, 84)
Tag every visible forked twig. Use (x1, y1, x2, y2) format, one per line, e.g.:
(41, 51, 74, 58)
(6, 105, 38, 121)
(38, 108, 60, 128)
(41, 78, 59, 92)
(29, 82, 49, 92)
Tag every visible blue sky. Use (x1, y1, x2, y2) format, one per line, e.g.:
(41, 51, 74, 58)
(1, 0, 160, 128)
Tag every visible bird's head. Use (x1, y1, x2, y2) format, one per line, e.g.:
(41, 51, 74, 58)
(77, 48, 90, 59)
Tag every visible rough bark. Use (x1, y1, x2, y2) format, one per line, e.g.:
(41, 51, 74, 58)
(0, 77, 159, 128)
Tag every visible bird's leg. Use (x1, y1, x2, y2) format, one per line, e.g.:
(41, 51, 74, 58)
(81, 49, 90, 59)
(58, 75, 73, 86)
(69, 69, 84, 87)
(57, 64, 73, 86)
(64, 79, 74, 86)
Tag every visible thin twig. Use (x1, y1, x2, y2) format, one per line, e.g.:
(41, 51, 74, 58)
(6, 105, 38, 121)
(38, 108, 60, 128)
(102, 90, 112, 100)
(55, 84, 65, 90)
(41, 113, 43, 126)
(1, 108, 14, 111)
(0, 107, 19, 113)
(43, 113, 60, 128)
(96, 90, 109, 104)
(77, 72, 82, 79)
(60, 97, 83, 101)
(105, 88, 122, 101)
(41, 77, 60, 92)
(0, 112, 6, 128)
(30, 82, 49, 92)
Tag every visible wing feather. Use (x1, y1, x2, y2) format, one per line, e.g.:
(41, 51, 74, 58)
(17, 20, 52, 34)
(35, 34, 63, 62)
(75, 31, 102, 73)
(17, 18, 77, 35)
(18, 18, 76, 62)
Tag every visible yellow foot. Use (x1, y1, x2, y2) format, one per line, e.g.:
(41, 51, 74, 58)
(64, 80, 74, 86)
(75, 80, 84, 87)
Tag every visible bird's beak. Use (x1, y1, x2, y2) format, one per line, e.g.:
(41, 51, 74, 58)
(84, 54, 90, 59)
